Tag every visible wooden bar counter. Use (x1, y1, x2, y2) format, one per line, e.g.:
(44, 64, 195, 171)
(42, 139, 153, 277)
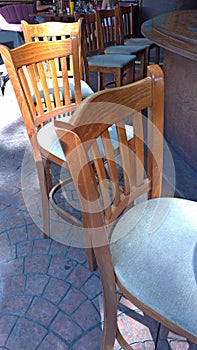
(142, 10, 197, 199)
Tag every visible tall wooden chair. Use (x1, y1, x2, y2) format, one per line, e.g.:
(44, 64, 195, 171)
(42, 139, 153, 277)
(54, 64, 197, 349)
(75, 12, 136, 91)
(0, 37, 96, 270)
(21, 19, 94, 98)
(118, 4, 160, 68)
(96, 7, 148, 79)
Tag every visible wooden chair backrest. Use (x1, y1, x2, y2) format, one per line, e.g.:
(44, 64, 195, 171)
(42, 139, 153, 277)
(118, 4, 135, 44)
(54, 64, 164, 240)
(21, 20, 83, 79)
(74, 12, 99, 56)
(0, 38, 82, 140)
(95, 8, 119, 53)
(74, 12, 100, 84)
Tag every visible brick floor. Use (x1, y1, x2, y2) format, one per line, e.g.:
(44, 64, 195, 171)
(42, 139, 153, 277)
(0, 68, 196, 349)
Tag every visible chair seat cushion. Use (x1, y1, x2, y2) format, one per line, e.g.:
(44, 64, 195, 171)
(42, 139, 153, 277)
(110, 197, 197, 339)
(124, 38, 153, 47)
(38, 77, 94, 101)
(37, 115, 71, 161)
(69, 78, 94, 100)
(105, 45, 147, 55)
(88, 54, 136, 68)
(37, 121, 133, 162)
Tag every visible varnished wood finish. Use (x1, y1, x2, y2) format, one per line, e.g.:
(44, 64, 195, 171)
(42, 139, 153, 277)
(21, 19, 83, 79)
(54, 64, 165, 348)
(95, 8, 120, 52)
(0, 38, 97, 271)
(28, 11, 75, 22)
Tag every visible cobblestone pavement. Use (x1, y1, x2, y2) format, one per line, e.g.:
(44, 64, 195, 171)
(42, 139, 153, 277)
(0, 69, 196, 350)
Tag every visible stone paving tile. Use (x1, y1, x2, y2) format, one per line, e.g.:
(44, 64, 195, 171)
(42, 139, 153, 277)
(72, 326, 102, 350)
(72, 299, 101, 331)
(26, 297, 59, 327)
(48, 255, 76, 279)
(66, 264, 92, 289)
(24, 255, 50, 274)
(37, 332, 69, 350)
(49, 239, 70, 256)
(16, 240, 33, 257)
(1, 295, 33, 316)
(32, 238, 52, 255)
(80, 273, 102, 300)
(50, 311, 82, 345)
(59, 286, 87, 315)
(1, 274, 26, 295)
(67, 246, 87, 264)
(6, 318, 47, 350)
(25, 273, 49, 296)
(43, 277, 70, 304)
(0, 315, 17, 346)
(0, 258, 24, 277)
(7, 226, 27, 244)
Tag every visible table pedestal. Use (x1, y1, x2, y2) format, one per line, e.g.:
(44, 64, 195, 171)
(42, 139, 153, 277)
(142, 10, 197, 200)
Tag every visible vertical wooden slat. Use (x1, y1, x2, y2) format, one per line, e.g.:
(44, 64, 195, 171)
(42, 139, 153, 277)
(61, 56, 71, 105)
(116, 121, 133, 195)
(131, 111, 145, 188)
(47, 59, 61, 107)
(27, 64, 45, 115)
(18, 66, 38, 120)
(91, 141, 112, 220)
(101, 129, 120, 207)
(38, 61, 54, 111)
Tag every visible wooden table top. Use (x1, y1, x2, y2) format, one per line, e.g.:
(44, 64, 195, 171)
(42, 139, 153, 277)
(29, 11, 75, 22)
(141, 10, 197, 61)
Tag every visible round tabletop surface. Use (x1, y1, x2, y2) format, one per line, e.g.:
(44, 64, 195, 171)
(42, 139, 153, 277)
(141, 10, 197, 61)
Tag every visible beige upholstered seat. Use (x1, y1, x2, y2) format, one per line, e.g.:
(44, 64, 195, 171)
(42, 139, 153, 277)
(111, 197, 197, 341)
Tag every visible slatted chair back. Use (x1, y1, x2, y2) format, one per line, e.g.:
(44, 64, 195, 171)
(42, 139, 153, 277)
(74, 12, 100, 84)
(95, 7, 119, 53)
(55, 64, 164, 231)
(21, 20, 83, 80)
(118, 4, 135, 43)
(0, 38, 82, 133)
(74, 12, 99, 56)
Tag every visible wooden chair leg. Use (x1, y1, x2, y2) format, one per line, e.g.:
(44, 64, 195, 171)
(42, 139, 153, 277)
(98, 71, 105, 91)
(115, 69, 122, 87)
(100, 288, 117, 350)
(116, 326, 134, 350)
(139, 51, 146, 79)
(155, 45, 160, 65)
(44, 159, 53, 192)
(85, 247, 97, 271)
(125, 63, 135, 85)
(36, 159, 50, 238)
(145, 46, 150, 68)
